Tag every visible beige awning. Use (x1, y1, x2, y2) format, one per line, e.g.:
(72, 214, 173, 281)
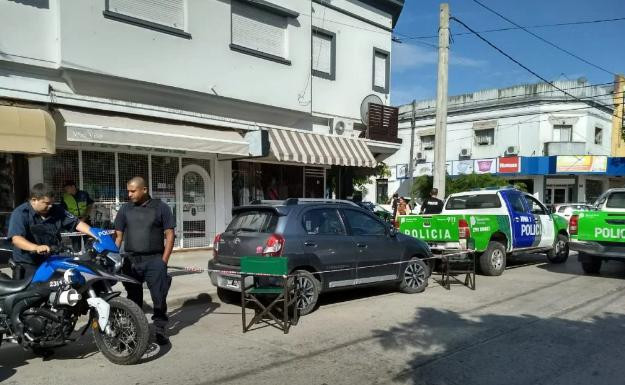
(268, 128, 377, 168)
(57, 108, 250, 156)
(0, 105, 56, 154)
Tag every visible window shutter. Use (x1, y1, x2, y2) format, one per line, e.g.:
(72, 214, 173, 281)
(232, 2, 286, 58)
(312, 32, 332, 74)
(374, 52, 387, 89)
(108, 0, 185, 29)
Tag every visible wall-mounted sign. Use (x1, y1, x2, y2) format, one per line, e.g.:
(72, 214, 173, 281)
(413, 162, 433, 177)
(556, 156, 607, 173)
(396, 164, 408, 179)
(474, 158, 497, 174)
(498, 156, 520, 173)
(452, 160, 474, 175)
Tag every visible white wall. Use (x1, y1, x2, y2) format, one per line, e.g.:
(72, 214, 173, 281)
(0, 0, 59, 67)
(311, 1, 392, 122)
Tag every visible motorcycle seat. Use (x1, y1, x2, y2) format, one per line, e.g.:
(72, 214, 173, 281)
(0, 276, 33, 296)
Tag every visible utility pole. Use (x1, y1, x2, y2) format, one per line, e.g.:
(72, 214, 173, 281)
(408, 99, 416, 202)
(433, 3, 449, 196)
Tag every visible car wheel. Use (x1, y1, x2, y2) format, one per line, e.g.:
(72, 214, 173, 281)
(398, 257, 429, 294)
(217, 287, 241, 304)
(293, 270, 320, 316)
(479, 241, 506, 276)
(546, 233, 569, 264)
(580, 253, 602, 275)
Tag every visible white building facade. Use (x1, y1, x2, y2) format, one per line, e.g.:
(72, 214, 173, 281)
(366, 80, 618, 206)
(0, 0, 404, 248)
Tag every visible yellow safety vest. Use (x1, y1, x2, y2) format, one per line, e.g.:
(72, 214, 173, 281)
(63, 193, 88, 217)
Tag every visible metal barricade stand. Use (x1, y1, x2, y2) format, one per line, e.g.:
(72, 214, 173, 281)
(240, 256, 299, 334)
(430, 247, 476, 290)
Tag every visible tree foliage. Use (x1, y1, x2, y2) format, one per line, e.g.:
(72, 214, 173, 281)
(353, 162, 391, 196)
(411, 173, 527, 201)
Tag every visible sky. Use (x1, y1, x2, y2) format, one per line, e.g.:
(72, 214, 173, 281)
(390, 0, 625, 106)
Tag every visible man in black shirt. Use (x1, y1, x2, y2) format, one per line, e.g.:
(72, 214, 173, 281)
(420, 188, 444, 214)
(114, 176, 175, 345)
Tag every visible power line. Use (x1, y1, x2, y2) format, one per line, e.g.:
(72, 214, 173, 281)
(470, 0, 616, 76)
(449, 16, 612, 113)
(396, 16, 625, 40)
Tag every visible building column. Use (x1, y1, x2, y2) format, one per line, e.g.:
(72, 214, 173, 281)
(28, 156, 44, 187)
(534, 175, 545, 201)
(213, 160, 232, 235)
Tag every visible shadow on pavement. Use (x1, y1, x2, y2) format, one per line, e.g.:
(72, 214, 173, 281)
(166, 293, 220, 337)
(538, 257, 625, 280)
(372, 307, 625, 385)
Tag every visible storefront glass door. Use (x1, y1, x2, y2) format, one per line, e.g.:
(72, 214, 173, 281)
(177, 164, 213, 248)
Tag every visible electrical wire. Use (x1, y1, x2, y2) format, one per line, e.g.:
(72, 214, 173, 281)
(449, 16, 613, 112)
(470, 0, 617, 76)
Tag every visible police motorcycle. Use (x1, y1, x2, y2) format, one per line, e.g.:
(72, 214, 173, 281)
(0, 228, 149, 365)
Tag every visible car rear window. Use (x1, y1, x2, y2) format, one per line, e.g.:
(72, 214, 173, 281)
(606, 192, 625, 209)
(445, 194, 501, 210)
(226, 210, 278, 233)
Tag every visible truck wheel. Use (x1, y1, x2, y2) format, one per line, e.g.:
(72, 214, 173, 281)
(546, 234, 569, 264)
(580, 253, 602, 275)
(479, 241, 506, 276)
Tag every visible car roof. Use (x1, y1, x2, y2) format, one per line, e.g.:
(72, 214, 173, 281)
(447, 188, 515, 197)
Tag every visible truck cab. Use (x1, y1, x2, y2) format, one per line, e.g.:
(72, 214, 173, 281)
(569, 188, 625, 274)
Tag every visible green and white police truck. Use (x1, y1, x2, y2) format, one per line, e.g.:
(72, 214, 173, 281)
(569, 188, 625, 274)
(399, 188, 570, 276)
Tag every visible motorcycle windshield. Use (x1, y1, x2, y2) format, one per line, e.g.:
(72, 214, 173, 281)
(90, 227, 120, 253)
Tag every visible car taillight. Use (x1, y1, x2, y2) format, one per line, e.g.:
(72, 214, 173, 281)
(569, 215, 578, 235)
(263, 234, 285, 256)
(458, 219, 470, 239)
(213, 233, 221, 258)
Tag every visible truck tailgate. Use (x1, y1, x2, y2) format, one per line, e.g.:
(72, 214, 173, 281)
(578, 211, 625, 243)
(398, 214, 460, 242)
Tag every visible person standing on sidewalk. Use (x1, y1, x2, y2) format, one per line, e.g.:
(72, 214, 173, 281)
(61, 180, 94, 252)
(114, 176, 175, 345)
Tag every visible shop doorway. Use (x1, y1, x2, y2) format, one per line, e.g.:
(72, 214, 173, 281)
(545, 187, 573, 205)
(176, 164, 214, 248)
(304, 168, 325, 198)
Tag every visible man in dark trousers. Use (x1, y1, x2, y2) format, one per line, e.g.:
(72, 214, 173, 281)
(420, 188, 444, 214)
(114, 176, 175, 345)
(8, 183, 93, 279)
(61, 180, 94, 252)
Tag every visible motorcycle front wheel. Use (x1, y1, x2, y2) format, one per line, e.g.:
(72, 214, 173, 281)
(92, 297, 150, 365)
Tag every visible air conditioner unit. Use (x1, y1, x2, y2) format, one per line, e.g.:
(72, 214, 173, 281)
(505, 146, 519, 155)
(415, 152, 426, 164)
(459, 148, 472, 158)
(329, 118, 347, 135)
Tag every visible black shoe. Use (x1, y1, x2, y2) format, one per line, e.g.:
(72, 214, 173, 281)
(155, 333, 170, 346)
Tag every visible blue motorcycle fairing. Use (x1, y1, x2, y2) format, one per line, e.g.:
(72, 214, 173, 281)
(90, 227, 119, 254)
(32, 256, 96, 283)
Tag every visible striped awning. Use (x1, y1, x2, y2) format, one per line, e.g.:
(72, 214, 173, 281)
(268, 128, 377, 168)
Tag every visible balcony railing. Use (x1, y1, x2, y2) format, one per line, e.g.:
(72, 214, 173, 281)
(358, 103, 402, 144)
(544, 141, 586, 156)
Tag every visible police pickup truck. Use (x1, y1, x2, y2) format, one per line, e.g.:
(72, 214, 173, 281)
(569, 188, 625, 274)
(399, 188, 570, 276)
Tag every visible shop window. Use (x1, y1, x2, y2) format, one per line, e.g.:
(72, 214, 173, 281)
(421, 135, 434, 150)
(553, 124, 572, 142)
(376, 179, 388, 204)
(151, 155, 179, 216)
(475, 128, 494, 146)
(82, 151, 116, 202)
(43, 149, 79, 199)
(595, 127, 603, 145)
(585, 179, 603, 203)
(118, 153, 148, 202)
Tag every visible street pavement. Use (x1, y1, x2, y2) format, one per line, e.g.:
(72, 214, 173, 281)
(2, 251, 625, 385)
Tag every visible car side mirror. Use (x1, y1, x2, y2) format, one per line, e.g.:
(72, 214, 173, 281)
(389, 225, 397, 237)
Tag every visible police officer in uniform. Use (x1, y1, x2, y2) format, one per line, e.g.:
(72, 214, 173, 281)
(114, 176, 175, 346)
(7, 183, 93, 279)
(61, 180, 94, 252)
(420, 188, 444, 215)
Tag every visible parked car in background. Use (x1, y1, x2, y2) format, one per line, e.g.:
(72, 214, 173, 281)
(208, 198, 432, 315)
(353, 201, 393, 222)
(554, 203, 592, 222)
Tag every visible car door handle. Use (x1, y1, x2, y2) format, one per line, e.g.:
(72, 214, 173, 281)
(304, 241, 317, 247)
(357, 243, 367, 248)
